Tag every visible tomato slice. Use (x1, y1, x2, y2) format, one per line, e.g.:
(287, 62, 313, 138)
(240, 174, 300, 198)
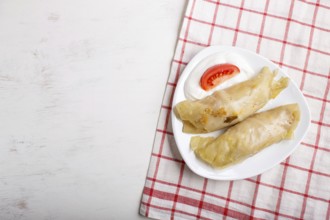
(200, 64, 240, 91)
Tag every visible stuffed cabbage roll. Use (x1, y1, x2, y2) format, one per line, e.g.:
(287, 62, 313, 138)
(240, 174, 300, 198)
(191, 104, 300, 168)
(175, 67, 288, 133)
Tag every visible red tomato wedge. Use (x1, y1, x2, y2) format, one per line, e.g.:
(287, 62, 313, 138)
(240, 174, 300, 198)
(200, 64, 240, 91)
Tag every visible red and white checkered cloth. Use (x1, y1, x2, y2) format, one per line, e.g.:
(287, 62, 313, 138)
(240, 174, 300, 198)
(140, 0, 330, 219)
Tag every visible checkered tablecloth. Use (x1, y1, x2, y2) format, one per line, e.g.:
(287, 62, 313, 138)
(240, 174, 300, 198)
(140, 0, 330, 219)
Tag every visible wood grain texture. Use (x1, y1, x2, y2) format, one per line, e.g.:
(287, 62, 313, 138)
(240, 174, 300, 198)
(0, 0, 186, 219)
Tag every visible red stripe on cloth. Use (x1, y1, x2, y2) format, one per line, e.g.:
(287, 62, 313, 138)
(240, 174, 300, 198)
(178, 37, 209, 47)
(144, 0, 197, 217)
(155, 128, 172, 135)
(232, 1, 245, 46)
(312, 120, 330, 128)
(196, 178, 208, 219)
(223, 181, 234, 220)
(304, 94, 330, 103)
(274, 1, 295, 218)
(290, 18, 329, 32)
(245, 178, 329, 203)
(278, 0, 295, 68)
(298, 0, 330, 10)
(207, 0, 220, 45)
(256, 0, 270, 53)
(170, 163, 186, 220)
(141, 201, 211, 220)
(271, 61, 329, 79)
(300, 0, 320, 91)
(250, 175, 262, 218)
(156, 128, 173, 136)
(274, 158, 291, 217)
(281, 42, 329, 56)
(147, 177, 199, 193)
(205, 0, 330, 32)
(175, 1, 197, 83)
(151, 153, 184, 164)
(143, 186, 253, 220)
(300, 74, 330, 219)
(301, 142, 330, 153)
(282, 161, 330, 178)
(173, 59, 188, 65)
(167, 82, 177, 87)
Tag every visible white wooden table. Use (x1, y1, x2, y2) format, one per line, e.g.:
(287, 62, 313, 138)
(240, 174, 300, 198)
(0, 0, 186, 219)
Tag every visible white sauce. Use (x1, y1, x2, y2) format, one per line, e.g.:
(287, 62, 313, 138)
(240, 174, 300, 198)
(184, 52, 254, 100)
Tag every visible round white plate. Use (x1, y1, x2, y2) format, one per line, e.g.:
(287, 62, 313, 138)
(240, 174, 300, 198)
(171, 45, 311, 180)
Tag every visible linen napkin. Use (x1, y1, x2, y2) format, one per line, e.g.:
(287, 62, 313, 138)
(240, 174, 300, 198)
(140, 0, 330, 219)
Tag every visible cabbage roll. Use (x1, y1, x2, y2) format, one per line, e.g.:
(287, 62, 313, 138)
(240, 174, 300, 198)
(175, 67, 288, 133)
(191, 104, 300, 168)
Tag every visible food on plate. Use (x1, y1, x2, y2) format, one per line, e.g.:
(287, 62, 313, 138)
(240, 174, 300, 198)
(191, 104, 300, 168)
(184, 52, 254, 100)
(175, 67, 289, 133)
(200, 64, 240, 91)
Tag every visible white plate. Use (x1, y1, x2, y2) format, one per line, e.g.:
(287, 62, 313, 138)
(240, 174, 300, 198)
(171, 45, 311, 180)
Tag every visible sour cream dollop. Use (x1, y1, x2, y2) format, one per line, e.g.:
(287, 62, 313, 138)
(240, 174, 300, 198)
(184, 52, 254, 100)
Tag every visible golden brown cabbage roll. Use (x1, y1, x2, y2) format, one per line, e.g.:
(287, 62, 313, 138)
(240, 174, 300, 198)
(191, 104, 300, 168)
(175, 67, 288, 133)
